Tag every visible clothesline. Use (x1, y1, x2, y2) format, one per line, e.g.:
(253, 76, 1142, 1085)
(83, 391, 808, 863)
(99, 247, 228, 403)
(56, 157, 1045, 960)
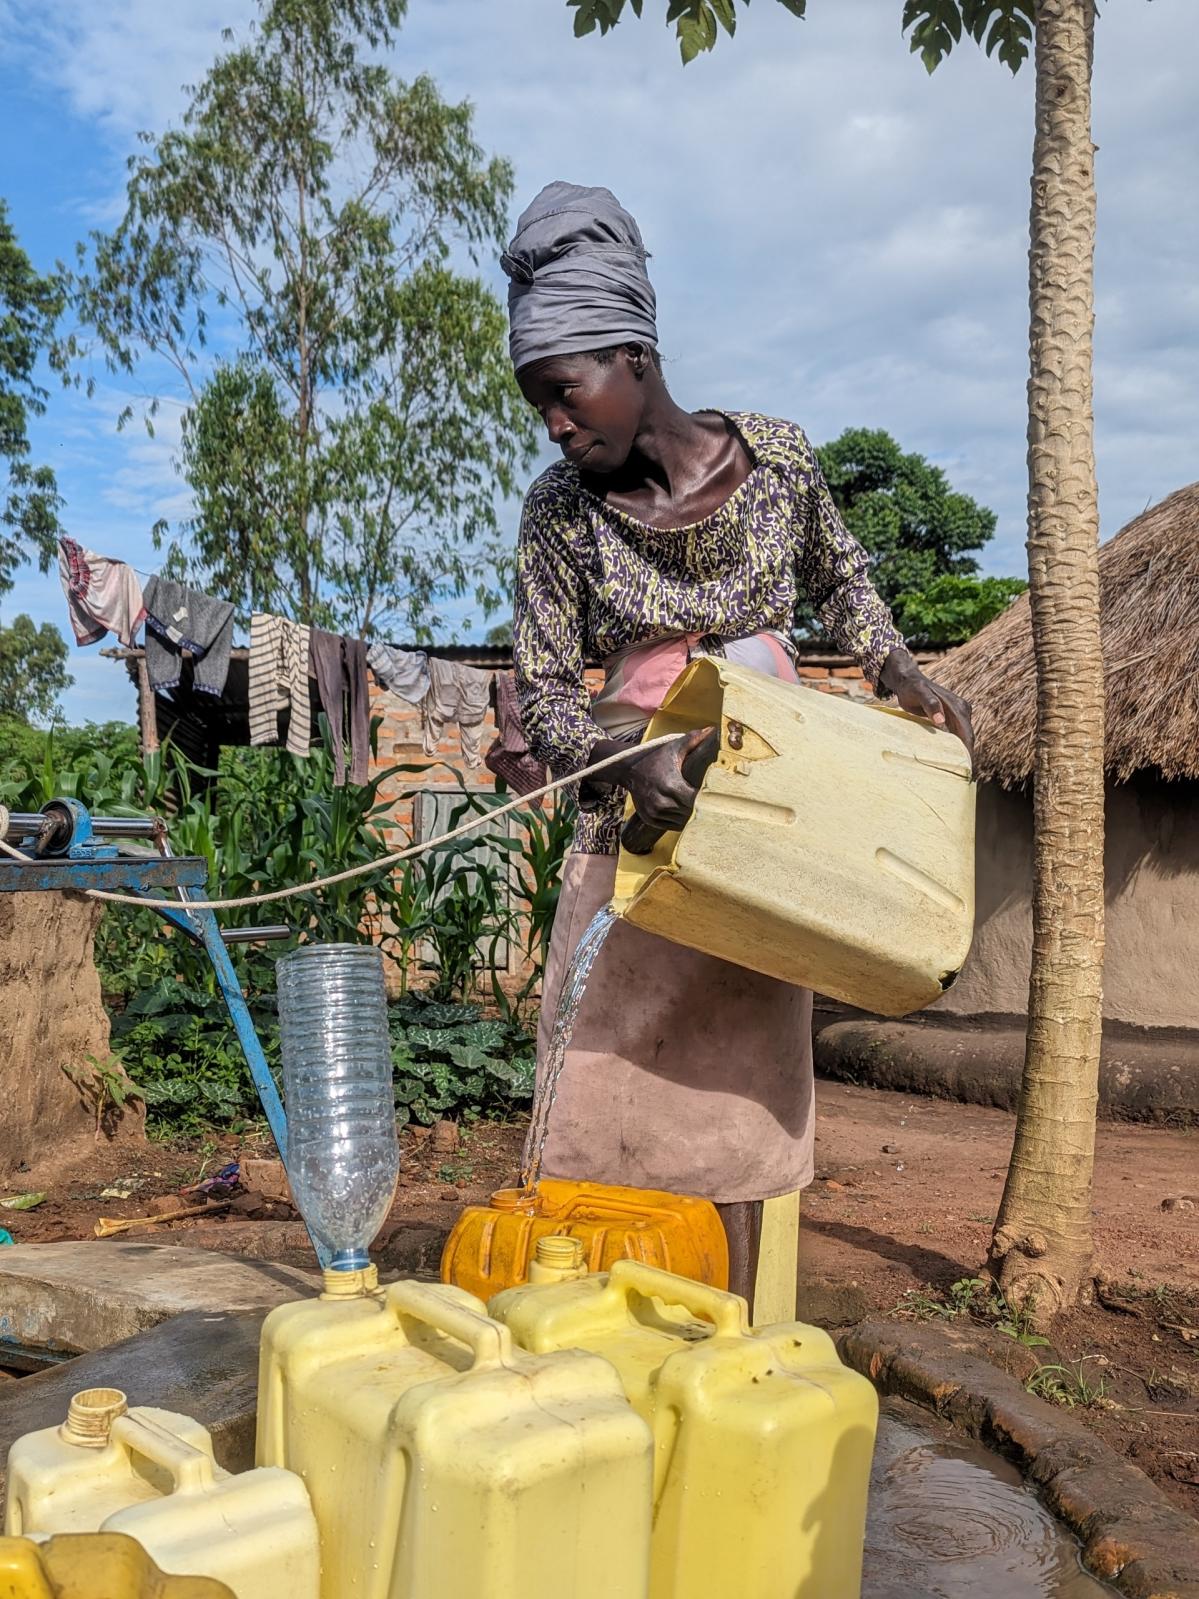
(59, 535, 545, 797)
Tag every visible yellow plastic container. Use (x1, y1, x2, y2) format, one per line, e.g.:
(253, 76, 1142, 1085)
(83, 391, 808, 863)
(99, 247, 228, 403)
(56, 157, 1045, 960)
(440, 1177, 729, 1301)
(0, 1533, 236, 1598)
(490, 1260, 879, 1599)
(612, 657, 976, 1017)
(4, 1390, 318, 1599)
(257, 1269, 653, 1599)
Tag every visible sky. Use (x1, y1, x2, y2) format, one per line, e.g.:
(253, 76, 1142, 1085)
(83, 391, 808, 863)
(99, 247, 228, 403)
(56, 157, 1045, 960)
(0, 0, 1195, 726)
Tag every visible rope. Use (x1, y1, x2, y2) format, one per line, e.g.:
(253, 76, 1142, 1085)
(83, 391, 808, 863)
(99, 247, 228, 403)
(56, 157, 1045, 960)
(0, 738, 676, 913)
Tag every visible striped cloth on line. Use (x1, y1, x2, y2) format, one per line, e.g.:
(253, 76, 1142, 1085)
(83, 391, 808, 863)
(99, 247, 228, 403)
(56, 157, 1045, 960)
(248, 612, 311, 757)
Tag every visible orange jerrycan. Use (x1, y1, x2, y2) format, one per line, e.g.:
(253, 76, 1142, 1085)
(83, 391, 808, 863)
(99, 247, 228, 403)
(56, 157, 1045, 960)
(440, 1178, 728, 1302)
(257, 1268, 653, 1599)
(491, 1260, 879, 1599)
(613, 656, 976, 1016)
(0, 1533, 235, 1597)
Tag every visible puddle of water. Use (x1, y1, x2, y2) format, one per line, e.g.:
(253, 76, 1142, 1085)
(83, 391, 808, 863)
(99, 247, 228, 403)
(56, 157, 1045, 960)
(521, 905, 617, 1184)
(864, 1400, 1115, 1598)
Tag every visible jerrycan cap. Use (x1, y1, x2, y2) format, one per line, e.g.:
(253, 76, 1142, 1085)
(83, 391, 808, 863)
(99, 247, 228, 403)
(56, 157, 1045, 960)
(535, 1234, 584, 1270)
(320, 1262, 380, 1299)
(60, 1387, 128, 1447)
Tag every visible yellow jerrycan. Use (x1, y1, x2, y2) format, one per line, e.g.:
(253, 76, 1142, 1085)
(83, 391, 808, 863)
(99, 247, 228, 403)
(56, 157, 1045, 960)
(256, 1268, 653, 1599)
(490, 1260, 879, 1599)
(440, 1177, 728, 1302)
(612, 657, 976, 1016)
(4, 1389, 319, 1599)
(0, 1533, 236, 1598)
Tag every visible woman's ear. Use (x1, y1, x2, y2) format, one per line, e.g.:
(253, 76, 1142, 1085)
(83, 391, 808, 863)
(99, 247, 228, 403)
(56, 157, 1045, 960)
(627, 342, 649, 379)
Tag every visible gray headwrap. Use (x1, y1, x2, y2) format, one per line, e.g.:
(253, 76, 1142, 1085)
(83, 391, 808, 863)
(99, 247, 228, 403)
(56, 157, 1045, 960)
(502, 181, 658, 373)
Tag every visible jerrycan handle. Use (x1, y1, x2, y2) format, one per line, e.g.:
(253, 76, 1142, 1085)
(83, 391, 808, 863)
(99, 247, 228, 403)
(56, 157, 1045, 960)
(109, 1412, 217, 1495)
(620, 726, 720, 857)
(0, 1537, 55, 1598)
(606, 1260, 750, 1337)
(387, 1281, 515, 1371)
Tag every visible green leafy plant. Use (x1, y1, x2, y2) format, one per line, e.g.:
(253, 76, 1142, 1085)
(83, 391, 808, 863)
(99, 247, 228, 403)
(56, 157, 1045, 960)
(1026, 1358, 1108, 1409)
(895, 1276, 1050, 1347)
(7, 717, 559, 1135)
(61, 1053, 145, 1141)
(390, 993, 535, 1127)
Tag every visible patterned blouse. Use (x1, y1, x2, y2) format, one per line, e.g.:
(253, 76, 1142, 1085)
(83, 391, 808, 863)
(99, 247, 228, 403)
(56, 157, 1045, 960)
(513, 411, 904, 854)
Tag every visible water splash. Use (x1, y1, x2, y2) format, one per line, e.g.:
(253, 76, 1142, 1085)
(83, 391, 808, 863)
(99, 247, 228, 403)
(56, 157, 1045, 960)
(521, 906, 617, 1186)
(864, 1403, 1114, 1598)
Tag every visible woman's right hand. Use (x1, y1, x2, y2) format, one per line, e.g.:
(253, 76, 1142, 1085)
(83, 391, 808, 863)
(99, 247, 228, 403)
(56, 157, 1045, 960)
(623, 726, 717, 832)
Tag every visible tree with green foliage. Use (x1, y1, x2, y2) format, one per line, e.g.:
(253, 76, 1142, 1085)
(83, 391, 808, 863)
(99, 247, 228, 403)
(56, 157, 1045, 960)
(1, 198, 66, 596)
(560, 0, 1109, 1324)
(73, 0, 537, 638)
(799, 426, 1003, 639)
(0, 612, 72, 722)
(892, 573, 1026, 645)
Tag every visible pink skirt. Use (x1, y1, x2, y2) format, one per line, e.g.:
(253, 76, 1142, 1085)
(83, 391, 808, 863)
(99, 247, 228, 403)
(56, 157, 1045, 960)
(534, 853, 815, 1204)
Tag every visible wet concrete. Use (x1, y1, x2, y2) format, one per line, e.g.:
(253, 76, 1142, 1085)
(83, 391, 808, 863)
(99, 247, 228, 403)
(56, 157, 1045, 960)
(0, 1309, 267, 1503)
(865, 1399, 1116, 1597)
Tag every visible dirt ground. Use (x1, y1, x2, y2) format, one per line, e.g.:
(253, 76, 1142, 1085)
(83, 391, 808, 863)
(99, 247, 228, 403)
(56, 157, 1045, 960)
(6, 1080, 1196, 1515)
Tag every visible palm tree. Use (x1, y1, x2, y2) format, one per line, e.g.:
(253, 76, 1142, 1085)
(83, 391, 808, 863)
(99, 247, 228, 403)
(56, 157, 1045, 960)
(561, 0, 1108, 1320)
(987, 0, 1104, 1321)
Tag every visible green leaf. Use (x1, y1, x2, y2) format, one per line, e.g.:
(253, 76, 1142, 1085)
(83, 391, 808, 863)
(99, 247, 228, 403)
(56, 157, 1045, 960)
(0, 1192, 45, 1211)
(444, 1043, 504, 1074)
(453, 1020, 512, 1053)
(677, 5, 717, 62)
(709, 0, 736, 35)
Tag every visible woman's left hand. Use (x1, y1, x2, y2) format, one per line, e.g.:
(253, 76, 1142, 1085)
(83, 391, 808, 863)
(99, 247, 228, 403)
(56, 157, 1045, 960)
(878, 647, 974, 761)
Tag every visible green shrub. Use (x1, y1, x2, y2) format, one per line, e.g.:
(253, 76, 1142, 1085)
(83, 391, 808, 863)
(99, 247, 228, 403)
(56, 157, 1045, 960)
(3, 718, 564, 1134)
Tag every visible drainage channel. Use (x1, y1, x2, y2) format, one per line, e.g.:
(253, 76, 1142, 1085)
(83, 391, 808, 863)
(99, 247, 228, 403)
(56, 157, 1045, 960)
(0, 1340, 75, 1379)
(864, 1398, 1116, 1597)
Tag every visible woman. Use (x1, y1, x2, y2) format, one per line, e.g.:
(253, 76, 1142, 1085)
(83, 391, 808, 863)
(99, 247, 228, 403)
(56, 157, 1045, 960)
(508, 182, 972, 1302)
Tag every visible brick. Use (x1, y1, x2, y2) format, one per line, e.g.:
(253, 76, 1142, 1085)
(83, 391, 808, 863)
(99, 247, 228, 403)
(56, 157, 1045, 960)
(798, 667, 829, 680)
(831, 667, 865, 679)
(241, 1159, 293, 1205)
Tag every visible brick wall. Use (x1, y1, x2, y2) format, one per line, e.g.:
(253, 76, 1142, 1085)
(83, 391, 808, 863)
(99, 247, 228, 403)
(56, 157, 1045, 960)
(369, 650, 949, 831)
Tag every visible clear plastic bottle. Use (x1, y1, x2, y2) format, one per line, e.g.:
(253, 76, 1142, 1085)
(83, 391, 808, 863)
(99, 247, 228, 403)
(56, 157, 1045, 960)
(276, 943, 399, 1271)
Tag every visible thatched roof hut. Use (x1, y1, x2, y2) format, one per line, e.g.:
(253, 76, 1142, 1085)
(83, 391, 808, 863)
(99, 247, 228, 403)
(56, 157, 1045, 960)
(935, 483, 1199, 787)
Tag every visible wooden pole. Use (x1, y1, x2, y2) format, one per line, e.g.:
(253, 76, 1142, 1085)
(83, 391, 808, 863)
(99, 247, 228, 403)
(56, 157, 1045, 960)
(136, 654, 160, 756)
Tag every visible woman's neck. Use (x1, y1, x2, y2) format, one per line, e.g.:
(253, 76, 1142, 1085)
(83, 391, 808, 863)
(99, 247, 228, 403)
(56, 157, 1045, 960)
(611, 382, 727, 500)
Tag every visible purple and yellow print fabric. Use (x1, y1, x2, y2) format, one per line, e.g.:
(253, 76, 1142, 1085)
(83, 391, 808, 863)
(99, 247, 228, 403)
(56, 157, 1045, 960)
(513, 411, 904, 854)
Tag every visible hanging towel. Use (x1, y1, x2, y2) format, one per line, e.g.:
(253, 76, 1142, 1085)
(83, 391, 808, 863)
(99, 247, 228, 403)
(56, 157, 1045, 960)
(57, 538, 145, 648)
(248, 612, 311, 757)
(310, 628, 371, 786)
(141, 576, 235, 696)
(422, 659, 492, 767)
(366, 643, 430, 705)
(485, 672, 546, 803)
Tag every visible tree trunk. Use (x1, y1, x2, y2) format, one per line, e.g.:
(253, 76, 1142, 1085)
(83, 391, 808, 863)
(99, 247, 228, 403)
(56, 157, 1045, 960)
(989, 0, 1105, 1324)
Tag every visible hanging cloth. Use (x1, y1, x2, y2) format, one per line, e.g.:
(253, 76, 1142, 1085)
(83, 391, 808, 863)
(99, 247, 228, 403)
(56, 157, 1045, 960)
(141, 576, 235, 696)
(422, 659, 492, 767)
(484, 672, 546, 803)
(366, 643, 430, 705)
(310, 628, 371, 786)
(248, 612, 311, 757)
(57, 538, 145, 648)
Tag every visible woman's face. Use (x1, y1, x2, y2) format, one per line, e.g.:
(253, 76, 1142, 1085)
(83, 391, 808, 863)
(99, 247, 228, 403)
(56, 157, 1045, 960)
(517, 346, 648, 475)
